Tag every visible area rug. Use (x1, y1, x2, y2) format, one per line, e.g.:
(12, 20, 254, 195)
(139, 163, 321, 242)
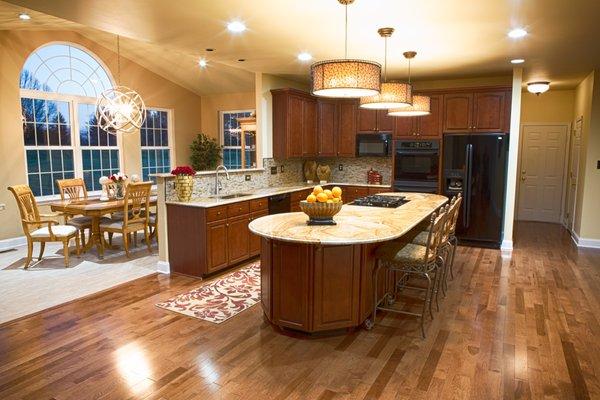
(156, 262, 261, 323)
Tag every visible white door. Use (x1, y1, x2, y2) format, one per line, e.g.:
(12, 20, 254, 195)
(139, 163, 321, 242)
(517, 125, 568, 222)
(564, 118, 582, 230)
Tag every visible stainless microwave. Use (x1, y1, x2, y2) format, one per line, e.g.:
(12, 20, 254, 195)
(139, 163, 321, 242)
(356, 133, 392, 157)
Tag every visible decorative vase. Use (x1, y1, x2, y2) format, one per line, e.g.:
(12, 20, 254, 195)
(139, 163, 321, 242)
(115, 182, 125, 199)
(175, 175, 194, 202)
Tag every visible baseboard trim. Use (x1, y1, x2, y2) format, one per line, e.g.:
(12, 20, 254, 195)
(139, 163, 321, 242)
(157, 260, 170, 274)
(0, 235, 26, 252)
(500, 239, 513, 251)
(571, 231, 600, 249)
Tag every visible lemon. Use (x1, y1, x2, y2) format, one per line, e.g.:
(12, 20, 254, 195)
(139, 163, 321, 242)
(332, 197, 340, 203)
(306, 194, 317, 203)
(332, 186, 342, 198)
(324, 189, 333, 199)
(313, 185, 324, 195)
(316, 192, 328, 203)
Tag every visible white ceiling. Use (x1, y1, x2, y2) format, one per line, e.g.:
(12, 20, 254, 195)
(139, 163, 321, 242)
(3, 0, 600, 94)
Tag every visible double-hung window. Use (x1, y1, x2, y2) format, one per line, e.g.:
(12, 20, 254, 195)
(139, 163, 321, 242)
(141, 109, 171, 183)
(19, 43, 118, 198)
(220, 110, 256, 170)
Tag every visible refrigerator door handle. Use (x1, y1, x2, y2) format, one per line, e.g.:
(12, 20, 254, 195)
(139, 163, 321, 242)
(464, 143, 473, 228)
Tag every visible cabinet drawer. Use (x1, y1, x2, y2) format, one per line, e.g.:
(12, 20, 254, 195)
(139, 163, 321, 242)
(250, 198, 268, 212)
(346, 186, 369, 197)
(291, 190, 310, 203)
(206, 205, 227, 222)
(227, 201, 250, 218)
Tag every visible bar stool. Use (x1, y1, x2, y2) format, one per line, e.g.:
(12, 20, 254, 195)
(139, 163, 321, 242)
(369, 206, 450, 338)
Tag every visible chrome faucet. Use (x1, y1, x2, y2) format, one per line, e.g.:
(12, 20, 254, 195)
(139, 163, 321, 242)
(214, 165, 230, 196)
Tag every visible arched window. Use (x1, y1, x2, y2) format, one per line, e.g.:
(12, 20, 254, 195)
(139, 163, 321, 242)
(20, 43, 121, 198)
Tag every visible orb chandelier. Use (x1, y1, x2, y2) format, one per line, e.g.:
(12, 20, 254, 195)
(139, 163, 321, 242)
(388, 52, 431, 117)
(527, 81, 550, 95)
(96, 36, 146, 134)
(310, 0, 381, 98)
(359, 28, 412, 109)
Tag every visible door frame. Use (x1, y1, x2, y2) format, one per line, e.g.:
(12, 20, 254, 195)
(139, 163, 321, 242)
(563, 117, 583, 232)
(516, 123, 571, 222)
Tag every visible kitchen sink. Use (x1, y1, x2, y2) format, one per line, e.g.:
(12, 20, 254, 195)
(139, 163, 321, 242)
(215, 193, 254, 199)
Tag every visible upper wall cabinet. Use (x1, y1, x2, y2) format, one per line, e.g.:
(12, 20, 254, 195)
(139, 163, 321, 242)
(272, 88, 318, 159)
(443, 89, 511, 133)
(357, 109, 395, 133)
(393, 94, 443, 139)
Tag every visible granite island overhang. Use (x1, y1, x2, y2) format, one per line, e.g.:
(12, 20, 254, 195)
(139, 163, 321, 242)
(249, 192, 448, 334)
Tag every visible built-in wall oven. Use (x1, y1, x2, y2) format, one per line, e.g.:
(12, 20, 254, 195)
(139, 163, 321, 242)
(393, 140, 440, 193)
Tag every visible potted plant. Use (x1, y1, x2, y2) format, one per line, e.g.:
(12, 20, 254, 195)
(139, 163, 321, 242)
(171, 165, 196, 202)
(109, 172, 128, 199)
(190, 133, 222, 171)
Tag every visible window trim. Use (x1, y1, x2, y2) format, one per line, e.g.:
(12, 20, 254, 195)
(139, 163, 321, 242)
(219, 109, 257, 170)
(140, 107, 174, 183)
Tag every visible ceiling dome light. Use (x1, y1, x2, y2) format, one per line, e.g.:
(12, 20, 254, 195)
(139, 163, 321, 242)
(310, 0, 381, 98)
(388, 95, 431, 117)
(18, 13, 31, 20)
(511, 58, 525, 64)
(508, 28, 527, 39)
(527, 81, 550, 95)
(297, 52, 312, 62)
(227, 21, 246, 33)
(360, 28, 412, 109)
(198, 59, 208, 68)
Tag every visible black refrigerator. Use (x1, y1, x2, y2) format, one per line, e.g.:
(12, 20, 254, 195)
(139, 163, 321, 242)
(443, 133, 508, 248)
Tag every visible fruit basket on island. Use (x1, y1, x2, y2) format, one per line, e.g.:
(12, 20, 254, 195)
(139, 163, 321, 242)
(298, 185, 343, 225)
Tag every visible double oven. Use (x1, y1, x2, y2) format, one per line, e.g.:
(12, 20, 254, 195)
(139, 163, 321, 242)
(393, 140, 440, 193)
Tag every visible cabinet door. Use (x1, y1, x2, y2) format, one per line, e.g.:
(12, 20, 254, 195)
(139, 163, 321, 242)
(249, 210, 268, 257)
(417, 94, 443, 138)
(344, 186, 369, 203)
(227, 215, 250, 265)
(393, 115, 416, 139)
(337, 101, 357, 157)
(377, 109, 395, 132)
(357, 108, 377, 132)
(288, 96, 304, 157)
(317, 99, 337, 157)
(443, 93, 473, 132)
(473, 91, 506, 133)
(302, 99, 317, 156)
(207, 221, 228, 273)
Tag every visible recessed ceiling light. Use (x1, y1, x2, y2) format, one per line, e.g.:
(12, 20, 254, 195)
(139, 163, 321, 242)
(227, 21, 246, 33)
(508, 28, 527, 39)
(237, 59, 246, 62)
(511, 58, 525, 64)
(297, 52, 312, 62)
(206, 48, 215, 52)
(18, 13, 31, 20)
(198, 59, 208, 68)
(527, 81, 550, 95)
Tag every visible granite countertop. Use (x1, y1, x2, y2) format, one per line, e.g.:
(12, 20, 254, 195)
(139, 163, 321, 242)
(165, 182, 392, 208)
(248, 193, 447, 245)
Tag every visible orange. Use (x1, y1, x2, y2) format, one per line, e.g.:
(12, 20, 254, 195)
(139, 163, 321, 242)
(306, 194, 317, 203)
(324, 189, 333, 199)
(331, 197, 340, 203)
(312, 185, 324, 195)
(316, 192, 328, 203)
(327, 199, 333, 203)
(331, 186, 342, 198)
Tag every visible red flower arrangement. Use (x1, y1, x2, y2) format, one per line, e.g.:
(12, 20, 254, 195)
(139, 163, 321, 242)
(109, 172, 127, 182)
(171, 165, 196, 176)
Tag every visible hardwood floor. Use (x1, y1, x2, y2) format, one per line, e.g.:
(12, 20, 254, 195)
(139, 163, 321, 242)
(1, 222, 599, 399)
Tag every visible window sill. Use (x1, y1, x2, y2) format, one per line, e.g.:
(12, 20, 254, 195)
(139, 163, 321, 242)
(151, 168, 265, 179)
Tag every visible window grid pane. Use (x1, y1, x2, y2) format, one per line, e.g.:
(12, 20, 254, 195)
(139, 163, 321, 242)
(141, 109, 170, 183)
(221, 111, 255, 170)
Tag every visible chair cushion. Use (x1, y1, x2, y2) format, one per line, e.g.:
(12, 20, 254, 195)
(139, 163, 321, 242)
(66, 216, 92, 228)
(375, 242, 434, 264)
(100, 219, 125, 230)
(149, 214, 156, 225)
(31, 225, 77, 238)
(412, 231, 429, 246)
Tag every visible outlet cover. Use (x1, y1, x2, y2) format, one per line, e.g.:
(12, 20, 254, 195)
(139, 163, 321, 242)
(597, 160, 600, 169)
(245, 174, 251, 181)
(280, 165, 285, 173)
(338, 164, 343, 171)
(270, 166, 277, 175)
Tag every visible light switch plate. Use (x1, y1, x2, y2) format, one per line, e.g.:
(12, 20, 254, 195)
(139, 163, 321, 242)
(338, 164, 343, 171)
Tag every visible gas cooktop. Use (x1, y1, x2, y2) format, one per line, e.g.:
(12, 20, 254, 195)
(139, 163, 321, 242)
(350, 195, 409, 208)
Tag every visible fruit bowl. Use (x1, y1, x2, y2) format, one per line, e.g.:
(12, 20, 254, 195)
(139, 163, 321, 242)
(299, 200, 343, 225)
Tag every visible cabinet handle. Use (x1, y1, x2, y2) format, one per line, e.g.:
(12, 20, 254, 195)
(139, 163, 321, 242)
(226, 223, 229, 227)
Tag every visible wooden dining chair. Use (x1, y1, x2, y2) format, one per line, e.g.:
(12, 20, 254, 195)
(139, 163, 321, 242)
(8, 185, 80, 268)
(99, 182, 152, 257)
(56, 178, 92, 247)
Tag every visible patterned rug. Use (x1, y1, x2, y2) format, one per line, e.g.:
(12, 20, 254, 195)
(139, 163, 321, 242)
(156, 262, 261, 323)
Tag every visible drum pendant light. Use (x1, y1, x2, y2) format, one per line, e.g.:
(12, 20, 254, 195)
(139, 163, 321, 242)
(310, 0, 381, 98)
(96, 36, 146, 134)
(359, 28, 412, 109)
(388, 52, 431, 117)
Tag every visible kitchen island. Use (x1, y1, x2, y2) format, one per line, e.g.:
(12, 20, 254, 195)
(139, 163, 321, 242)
(249, 192, 447, 334)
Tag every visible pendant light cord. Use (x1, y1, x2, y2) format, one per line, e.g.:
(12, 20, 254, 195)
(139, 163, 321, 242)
(384, 36, 388, 82)
(344, 4, 348, 59)
(408, 57, 411, 84)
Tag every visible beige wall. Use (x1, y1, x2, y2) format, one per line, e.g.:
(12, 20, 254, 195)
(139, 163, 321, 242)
(200, 91, 256, 141)
(572, 71, 600, 240)
(413, 76, 512, 91)
(0, 30, 202, 241)
(520, 90, 575, 124)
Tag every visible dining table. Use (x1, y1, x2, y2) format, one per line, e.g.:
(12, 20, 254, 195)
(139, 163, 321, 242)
(49, 196, 157, 259)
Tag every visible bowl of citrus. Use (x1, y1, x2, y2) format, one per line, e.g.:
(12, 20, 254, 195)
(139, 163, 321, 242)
(299, 185, 343, 225)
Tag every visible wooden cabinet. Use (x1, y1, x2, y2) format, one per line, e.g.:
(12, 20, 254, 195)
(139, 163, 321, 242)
(357, 108, 394, 132)
(343, 185, 369, 203)
(167, 197, 269, 278)
(368, 186, 393, 195)
(291, 189, 312, 212)
(393, 94, 443, 139)
(317, 99, 337, 157)
(337, 100, 357, 157)
(443, 89, 510, 133)
(272, 88, 317, 159)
